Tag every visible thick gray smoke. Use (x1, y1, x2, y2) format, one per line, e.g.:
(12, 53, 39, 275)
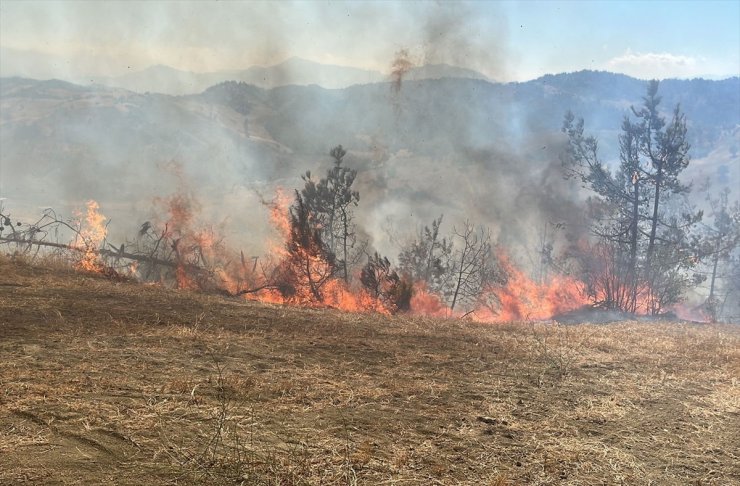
(0, 3, 737, 275)
(419, 2, 509, 81)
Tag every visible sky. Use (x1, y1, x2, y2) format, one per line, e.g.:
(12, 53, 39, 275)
(0, 0, 738, 82)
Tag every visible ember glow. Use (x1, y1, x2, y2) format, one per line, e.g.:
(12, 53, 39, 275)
(409, 282, 449, 318)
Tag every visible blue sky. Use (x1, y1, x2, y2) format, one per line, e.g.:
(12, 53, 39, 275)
(0, 0, 738, 81)
(500, 0, 740, 79)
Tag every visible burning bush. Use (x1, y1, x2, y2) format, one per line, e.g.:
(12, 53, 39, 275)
(360, 252, 413, 313)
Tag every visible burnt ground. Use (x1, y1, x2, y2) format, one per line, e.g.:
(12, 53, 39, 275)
(1, 256, 739, 485)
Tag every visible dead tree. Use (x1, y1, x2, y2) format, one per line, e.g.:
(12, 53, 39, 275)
(447, 221, 499, 313)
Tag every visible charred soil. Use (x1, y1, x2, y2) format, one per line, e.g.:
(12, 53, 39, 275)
(1, 257, 739, 485)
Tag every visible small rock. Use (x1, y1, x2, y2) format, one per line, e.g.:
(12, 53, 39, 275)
(476, 416, 497, 425)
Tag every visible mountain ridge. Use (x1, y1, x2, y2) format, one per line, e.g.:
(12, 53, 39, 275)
(88, 57, 494, 94)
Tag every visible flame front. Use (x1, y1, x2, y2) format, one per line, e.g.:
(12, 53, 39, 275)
(475, 253, 588, 322)
(68, 193, 606, 323)
(252, 194, 589, 320)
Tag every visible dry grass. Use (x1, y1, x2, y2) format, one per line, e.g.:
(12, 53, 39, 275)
(1, 255, 739, 485)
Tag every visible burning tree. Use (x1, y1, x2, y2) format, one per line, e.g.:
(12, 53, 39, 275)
(279, 191, 337, 303)
(300, 145, 362, 283)
(562, 80, 701, 314)
(562, 111, 648, 311)
(360, 252, 413, 313)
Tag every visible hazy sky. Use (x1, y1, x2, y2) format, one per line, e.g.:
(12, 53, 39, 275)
(1, 0, 738, 81)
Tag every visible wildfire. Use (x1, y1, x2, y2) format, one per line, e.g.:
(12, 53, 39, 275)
(152, 190, 220, 290)
(266, 188, 293, 245)
(405, 253, 589, 322)
(409, 282, 449, 318)
(476, 253, 588, 322)
(66, 191, 597, 324)
(155, 186, 593, 322)
(670, 303, 712, 323)
(75, 200, 107, 272)
(235, 189, 392, 312)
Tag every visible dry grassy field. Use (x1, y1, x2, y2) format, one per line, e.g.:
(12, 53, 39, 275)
(1, 256, 739, 485)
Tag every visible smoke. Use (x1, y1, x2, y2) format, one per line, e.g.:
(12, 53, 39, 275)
(353, 131, 587, 269)
(0, 2, 736, 290)
(419, 2, 509, 81)
(360, 5, 577, 267)
(390, 49, 414, 94)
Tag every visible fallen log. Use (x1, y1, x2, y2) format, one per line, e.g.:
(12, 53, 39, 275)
(0, 236, 270, 297)
(0, 236, 194, 270)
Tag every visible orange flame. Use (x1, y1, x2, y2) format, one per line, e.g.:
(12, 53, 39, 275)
(669, 303, 712, 323)
(75, 200, 107, 272)
(410, 282, 449, 318)
(233, 189, 391, 313)
(267, 188, 293, 245)
(405, 252, 589, 323)
(472, 252, 588, 322)
(119, 186, 603, 323)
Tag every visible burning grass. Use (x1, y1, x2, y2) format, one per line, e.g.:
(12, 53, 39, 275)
(1, 256, 739, 484)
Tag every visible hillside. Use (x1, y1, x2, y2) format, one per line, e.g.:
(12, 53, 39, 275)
(1, 72, 738, 253)
(1, 256, 739, 484)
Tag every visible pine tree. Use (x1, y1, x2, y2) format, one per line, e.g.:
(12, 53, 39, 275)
(301, 145, 360, 282)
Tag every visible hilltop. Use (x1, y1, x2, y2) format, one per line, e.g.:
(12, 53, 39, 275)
(1, 256, 738, 484)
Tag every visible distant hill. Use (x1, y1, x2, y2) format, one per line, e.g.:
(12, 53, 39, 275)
(231, 57, 384, 90)
(96, 65, 227, 96)
(404, 63, 491, 82)
(199, 71, 738, 159)
(94, 57, 492, 95)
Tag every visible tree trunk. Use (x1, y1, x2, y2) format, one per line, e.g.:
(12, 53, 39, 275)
(629, 177, 640, 312)
(449, 238, 471, 313)
(341, 208, 349, 282)
(646, 164, 663, 270)
(424, 239, 435, 283)
(450, 256, 464, 313)
(305, 256, 321, 302)
(709, 236, 722, 302)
